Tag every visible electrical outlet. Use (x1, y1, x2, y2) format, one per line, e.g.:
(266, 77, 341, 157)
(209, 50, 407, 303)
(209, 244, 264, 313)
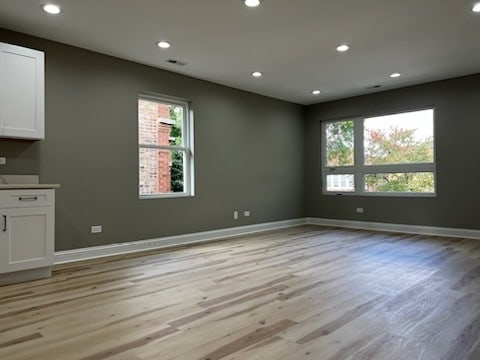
(233, 211, 238, 220)
(0, 157, 6, 165)
(91, 225, 102, 233)
(244, 211, 250, 217)
(356, 208, 364, 213)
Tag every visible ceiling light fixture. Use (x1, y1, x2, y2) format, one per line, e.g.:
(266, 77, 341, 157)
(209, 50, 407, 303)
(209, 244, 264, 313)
(244, 0, 262, 7)
(251, 71, 263, 78)
(312, 90, 321, 95)
(336, 44, 350, 52)
(390, 73, 401, 78)
(157, 41, 171, 49)
(42, 4, 61, 14)
(473, 2, 480, 12)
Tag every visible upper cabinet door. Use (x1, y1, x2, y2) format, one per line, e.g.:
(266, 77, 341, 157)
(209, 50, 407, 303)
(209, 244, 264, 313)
(0, 43, 45, 140)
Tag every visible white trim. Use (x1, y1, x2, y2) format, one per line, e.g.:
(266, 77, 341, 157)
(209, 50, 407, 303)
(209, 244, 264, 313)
(306, 217, 480, 240)
(139, 192, 192, 200)
(139, 92, 191, 105)
(55, 217, 480, 265)
(158, 118, 176, 125)
(138, 143, 188, 151)
(322, 108, 436, 197)
(54, 218, 307, 264)
(137, 94, 194, 199)
(323, 190, 435, 198)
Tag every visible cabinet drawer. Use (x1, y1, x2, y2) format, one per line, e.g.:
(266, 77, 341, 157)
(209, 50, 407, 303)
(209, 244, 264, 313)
(0, 189, 54, 208)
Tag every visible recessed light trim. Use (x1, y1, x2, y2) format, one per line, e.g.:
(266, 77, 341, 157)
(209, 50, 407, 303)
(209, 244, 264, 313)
(244, 0, 262, 7)
(157, 41, 171, 49)
(336, 44, 350, 52)
(473, 2, 480, 12)
(312, 90, 321, 95)
(42, 4, 61, 15)
(251, 71, 263, 78)
(390, 73, 401, 78)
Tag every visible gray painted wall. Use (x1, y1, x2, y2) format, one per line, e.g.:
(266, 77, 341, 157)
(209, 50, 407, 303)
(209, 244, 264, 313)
(2, 29, 480, 253)
(305, 74, 480, 230)
(0, 29, 306, 251)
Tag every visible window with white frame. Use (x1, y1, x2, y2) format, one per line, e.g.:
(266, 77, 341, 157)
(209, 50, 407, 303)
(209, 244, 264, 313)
(322, 108, 435, 196)
(138, 94, 194, 198)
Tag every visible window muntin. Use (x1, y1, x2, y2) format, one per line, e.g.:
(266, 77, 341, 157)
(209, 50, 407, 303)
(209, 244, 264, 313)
(138, 95, 194, 198)
(322, 109, 435, 196)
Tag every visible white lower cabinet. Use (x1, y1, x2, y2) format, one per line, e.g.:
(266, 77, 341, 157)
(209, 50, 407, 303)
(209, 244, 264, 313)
(0, 189, 55, 284)
(0, 206, 54, 273)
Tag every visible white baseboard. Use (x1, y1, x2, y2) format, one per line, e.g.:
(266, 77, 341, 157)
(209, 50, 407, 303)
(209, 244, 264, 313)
(306, 217, 480, 240)
(54, 218, 308, 264)
(55, 217, 480, 264)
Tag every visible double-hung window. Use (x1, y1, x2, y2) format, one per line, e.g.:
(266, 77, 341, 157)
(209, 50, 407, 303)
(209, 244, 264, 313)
(138, 94, 194, 198)
(322, 108, 435, 196)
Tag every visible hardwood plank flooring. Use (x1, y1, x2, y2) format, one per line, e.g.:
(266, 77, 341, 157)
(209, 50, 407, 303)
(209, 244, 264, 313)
(1, 225, 480, 359)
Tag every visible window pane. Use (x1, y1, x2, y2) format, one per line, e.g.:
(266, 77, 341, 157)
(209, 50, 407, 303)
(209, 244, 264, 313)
(139, 148, 184, 195)
(138, 99, 183, 146)
(365, 172, 434, 193)
(326, 174, 355, 192)
(364, 109, 434, 165)
(325, 120, 354, 167)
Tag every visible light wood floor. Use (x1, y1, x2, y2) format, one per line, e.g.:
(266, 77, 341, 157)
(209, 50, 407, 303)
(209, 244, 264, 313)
(1, 225, 480, 360)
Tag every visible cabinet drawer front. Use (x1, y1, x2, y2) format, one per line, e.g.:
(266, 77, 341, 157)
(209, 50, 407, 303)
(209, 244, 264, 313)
(0, 189, 54, 208)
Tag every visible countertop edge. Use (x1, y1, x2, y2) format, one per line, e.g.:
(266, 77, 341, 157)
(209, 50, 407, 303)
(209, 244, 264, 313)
(0, 184, 61, 189)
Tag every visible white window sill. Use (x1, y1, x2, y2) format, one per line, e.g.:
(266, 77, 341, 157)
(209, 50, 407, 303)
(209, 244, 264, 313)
(140, 193, 194, 200)
(322, 191, 436, 198)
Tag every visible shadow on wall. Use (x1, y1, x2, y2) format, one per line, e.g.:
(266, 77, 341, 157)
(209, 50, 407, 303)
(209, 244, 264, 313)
(0, 139, 41, 175)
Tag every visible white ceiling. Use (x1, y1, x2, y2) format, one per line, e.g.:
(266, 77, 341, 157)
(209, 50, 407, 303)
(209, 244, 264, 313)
(0, 0, 479, 105)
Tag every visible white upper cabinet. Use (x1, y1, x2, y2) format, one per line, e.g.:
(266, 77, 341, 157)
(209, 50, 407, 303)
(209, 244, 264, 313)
(0, 42, 45, 140)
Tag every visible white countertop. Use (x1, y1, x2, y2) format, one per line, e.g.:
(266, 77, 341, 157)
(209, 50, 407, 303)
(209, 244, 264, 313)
(0, 184, 60, 189)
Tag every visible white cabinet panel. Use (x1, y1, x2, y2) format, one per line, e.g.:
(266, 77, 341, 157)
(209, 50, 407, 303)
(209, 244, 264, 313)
(0, 190, 55, 275)
(0, 207, 54, 273)
(0, 42, 45, 139)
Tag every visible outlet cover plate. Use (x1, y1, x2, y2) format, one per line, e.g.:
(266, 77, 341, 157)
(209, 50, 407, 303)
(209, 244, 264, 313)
(91, 225, 102, 233)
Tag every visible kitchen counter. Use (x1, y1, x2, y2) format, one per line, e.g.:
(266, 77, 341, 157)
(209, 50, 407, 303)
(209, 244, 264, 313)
(0, 184, 60, 189)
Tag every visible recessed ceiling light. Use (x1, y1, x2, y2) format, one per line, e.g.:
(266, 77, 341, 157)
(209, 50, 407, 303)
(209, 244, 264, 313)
(251, 71, 263, 78)
(312, 90, 321, 95)
(42, 4, 61, 15)
(390, 73, 401, 78)
(244, 0, 262, 7)
(157, 41, 171, 49)
(473, 2, 480, 12)
(336, 44, 350, 52)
